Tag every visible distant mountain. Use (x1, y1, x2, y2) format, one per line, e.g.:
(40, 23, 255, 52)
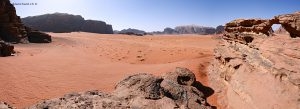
(163, 27, 179, 34)
(174, 25, 216, 34)
(117, 28, 146, 35)
(215, 25, 225, 34)
(151, 25, 219, 35)
(22, 13, 113, 34)
(275, 26, 288, 34)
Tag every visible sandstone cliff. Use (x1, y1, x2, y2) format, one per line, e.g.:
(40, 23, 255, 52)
(0, 0, 51, 56)
(0, 0, 27, 43)
(22, 13, 113, 34)
(209, 12, 300, 109)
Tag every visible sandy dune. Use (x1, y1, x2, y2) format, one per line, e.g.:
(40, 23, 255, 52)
(0, 32, 219, 108)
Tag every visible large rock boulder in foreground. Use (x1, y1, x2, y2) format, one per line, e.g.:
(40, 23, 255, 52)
(27, 67, 214, 109)
(209, 12, 300, 109)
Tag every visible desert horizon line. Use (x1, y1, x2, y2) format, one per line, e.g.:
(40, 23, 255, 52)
(21, 12, 284, 32)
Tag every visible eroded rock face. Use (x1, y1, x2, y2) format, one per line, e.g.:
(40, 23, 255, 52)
(26, 67, 214, 109)
(0, 0, 28, 43)
(209, 12, 300, 109)
(224, 12, 300, 38)
(225, 19, 274, 36)
(276, 12, 300, 38)
(22, 13, 113, 34)
(0, 0, 52, 43)
(81, 20, 113, 34)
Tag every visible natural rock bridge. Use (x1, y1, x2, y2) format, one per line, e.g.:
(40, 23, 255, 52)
(225, 12, 300, 38)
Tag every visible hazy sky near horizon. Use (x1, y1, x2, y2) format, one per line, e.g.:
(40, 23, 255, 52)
(11, 0, 300, 32)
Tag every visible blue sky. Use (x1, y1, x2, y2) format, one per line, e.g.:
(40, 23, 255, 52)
(11, 0, 300, 32)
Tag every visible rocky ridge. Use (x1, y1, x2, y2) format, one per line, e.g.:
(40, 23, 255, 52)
(209, 12, 300, 109)
(116, 28, 146, 36)
(22, 13, 113, 34)
(151, 25, 221, 35)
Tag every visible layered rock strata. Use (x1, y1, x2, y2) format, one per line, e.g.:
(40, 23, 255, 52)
(209, 12, 300, 109)
(0, 0, 52, 44)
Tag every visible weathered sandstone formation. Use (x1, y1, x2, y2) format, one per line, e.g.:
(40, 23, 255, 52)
(22, 13, 113, 34)
(225, 12, 300, 38)
(1, 67, 214, 109)
(0, 0, 28, 43)
(276, 12, 300, 38)
(209, 12, 300, 109)
(0, 0, 51, 43)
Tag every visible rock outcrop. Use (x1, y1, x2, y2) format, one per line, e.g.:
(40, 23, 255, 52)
(81, 20, 113, 34)
(209, 12, 300, 109)
(275, 12, 300, 38)
(25, 67, 214, 109)
(225, 19, 274, 36)
(0, 40, 14, 56)
(0, 0, 52, 44)
(22, 13, 113, 34)
(27, 31, 52, 43)
(224, 12, 300, 38)
(0, 0, 28, 43)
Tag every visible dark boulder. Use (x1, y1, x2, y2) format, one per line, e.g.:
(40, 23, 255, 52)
(0, 41, 14, 57)
(27, 31, 52, 43)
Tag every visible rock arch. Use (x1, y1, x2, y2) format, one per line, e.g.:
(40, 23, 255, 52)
(225, 12, 300, 38)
